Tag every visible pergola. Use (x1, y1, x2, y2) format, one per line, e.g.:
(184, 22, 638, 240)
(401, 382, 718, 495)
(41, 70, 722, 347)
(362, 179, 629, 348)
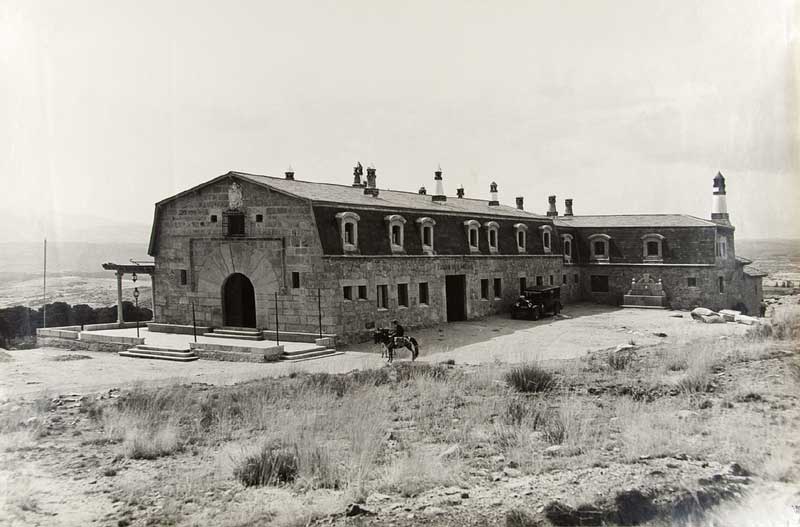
(101, 262, 156, 324)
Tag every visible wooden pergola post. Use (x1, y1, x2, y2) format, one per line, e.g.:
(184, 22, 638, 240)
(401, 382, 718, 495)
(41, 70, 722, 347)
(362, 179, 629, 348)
(116, 271, 124, 324)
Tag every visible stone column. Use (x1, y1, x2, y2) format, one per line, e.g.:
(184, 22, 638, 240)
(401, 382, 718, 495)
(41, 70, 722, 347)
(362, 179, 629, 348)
(149, 272, 156, 321)
(116, 271, 124, 324)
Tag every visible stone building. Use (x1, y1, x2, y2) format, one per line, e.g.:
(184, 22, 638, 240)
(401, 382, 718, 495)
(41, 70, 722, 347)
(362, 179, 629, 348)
(147, 168, 763, 342)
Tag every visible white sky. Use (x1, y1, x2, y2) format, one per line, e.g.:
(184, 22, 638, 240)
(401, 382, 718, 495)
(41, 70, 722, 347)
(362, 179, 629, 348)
(1, 0, 798, 240)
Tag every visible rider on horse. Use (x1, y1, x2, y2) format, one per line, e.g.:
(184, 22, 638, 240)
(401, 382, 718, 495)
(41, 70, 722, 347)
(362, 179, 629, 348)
(391, 320, 405, 347)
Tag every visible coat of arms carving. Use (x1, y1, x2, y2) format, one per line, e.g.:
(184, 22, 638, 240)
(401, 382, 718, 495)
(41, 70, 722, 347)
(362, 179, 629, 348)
(228, 181, 244, 210)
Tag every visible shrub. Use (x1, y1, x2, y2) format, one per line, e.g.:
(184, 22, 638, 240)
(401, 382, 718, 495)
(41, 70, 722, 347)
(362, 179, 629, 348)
(234, 442, 299, 487)
(122, 426, 180, 460)
(506, 508, 539, 527)
(505, 364, 555, 393)
(607, 350, 634, 371)
(676, 370, 713, 393)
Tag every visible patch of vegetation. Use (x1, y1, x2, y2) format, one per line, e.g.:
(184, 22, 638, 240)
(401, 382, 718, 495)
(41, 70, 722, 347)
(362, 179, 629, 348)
(607, 350, 634, 370)
(505, 363, 555, 393)
(49, 354, 92, 361)
(234, 442, 300, 486)
(0, 350, 12, 362)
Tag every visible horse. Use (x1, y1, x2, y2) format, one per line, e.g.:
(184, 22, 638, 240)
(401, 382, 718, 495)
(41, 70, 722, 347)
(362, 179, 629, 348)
(373, 328, 419, 363)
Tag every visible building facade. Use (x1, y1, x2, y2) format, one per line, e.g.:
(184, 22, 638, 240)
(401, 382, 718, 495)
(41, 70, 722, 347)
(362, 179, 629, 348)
(147, 168, 763, 342)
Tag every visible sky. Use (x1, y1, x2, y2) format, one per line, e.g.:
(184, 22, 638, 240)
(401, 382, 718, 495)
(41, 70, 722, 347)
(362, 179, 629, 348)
(1, 0, 797, 241)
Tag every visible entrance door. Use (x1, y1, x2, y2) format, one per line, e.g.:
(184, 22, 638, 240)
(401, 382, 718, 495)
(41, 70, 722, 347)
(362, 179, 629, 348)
(222, 273, 256, 327)
(445, 274, 467, 322)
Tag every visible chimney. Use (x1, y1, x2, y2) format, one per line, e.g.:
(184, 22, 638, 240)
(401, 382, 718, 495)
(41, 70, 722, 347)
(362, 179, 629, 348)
(432, 166, 446, 202)
(456, 186, 465, 199)
(564, 198, 574, 216)
(546, 195, 558, 217)
(284, 165, 295, 180)
(516, 196, 524, 210)
(418, 186, 426, 195)
(352, 162, 364, 187)
(364, 165, 379, 197)
(711, 171, 730, 224)
(489, 182, 499, 206)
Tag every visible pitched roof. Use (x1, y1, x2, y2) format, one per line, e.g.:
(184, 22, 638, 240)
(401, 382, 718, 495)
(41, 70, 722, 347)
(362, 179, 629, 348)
(553, 214, 718, 228)
(233, 172, 547, 220)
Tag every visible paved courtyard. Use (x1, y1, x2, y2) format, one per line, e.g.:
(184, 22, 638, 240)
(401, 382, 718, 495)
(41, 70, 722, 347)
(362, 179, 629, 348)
(1, 304, 750, 400)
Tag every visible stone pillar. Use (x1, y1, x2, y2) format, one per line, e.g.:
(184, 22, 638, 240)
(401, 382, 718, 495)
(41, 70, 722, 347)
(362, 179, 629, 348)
(116, 271, 124, 324)
(149, 272, 156, 321)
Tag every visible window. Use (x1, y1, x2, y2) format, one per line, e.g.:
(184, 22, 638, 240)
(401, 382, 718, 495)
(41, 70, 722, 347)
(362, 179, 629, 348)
(179, 269, 187, 285)
(255, 214, 264, 223)
(493, 278, 502, 298)
(718, 276, 724, 293)
(398, 283, 409, 307)
(418, 282, 429, 305)
(358, 285, 367, 300)
(464, 220, 480, 252)
(377, 285, 389, 309)
(590, 275, 610, 293)
(549, 275, 554, 286)
(562, 274, 567, 284)
(536, 276, 543, 286)
(540, 225, 553, 253)
(336, 211, 361, 252)
(291, 272, 300, 289)
(384, 214, 407, 253)
(687, 277, 697, 287)
(574, 274, 579, 284)
(480, 279, 489, 300)
(514, 223, 528, 253)
(562, 234, 573, 263)
(343, 286, 353, 300)
(641, 233, 665, 262)
(416, 217, 436, 254)
(210, 214, 218, 223)
(225, 211, 245, 236)
(716, 236, 728, 258)
(484, 221, 500, 253)
(519, 277, 527, 293)
(588, 234, 611, 262)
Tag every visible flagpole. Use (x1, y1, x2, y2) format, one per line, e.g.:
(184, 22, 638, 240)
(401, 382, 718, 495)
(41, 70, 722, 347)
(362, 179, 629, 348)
(43, 238, 47, 328)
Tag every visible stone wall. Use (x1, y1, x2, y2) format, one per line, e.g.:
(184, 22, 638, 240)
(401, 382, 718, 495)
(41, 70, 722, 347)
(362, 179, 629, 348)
(323, 254, 563, 343)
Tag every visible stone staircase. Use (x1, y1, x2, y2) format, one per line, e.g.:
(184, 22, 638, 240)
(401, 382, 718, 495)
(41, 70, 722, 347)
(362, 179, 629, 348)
(280, 345, 341, 363)
(119, 344, 198, 362)
(203, 327, 264, 341)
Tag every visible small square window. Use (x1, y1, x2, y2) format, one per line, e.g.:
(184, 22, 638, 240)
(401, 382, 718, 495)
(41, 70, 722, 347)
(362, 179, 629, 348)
(419, 282, 429, 305)
(480, 279, 489, 300)
(291, 272, 300, 289)
(343, 285, 353, 300)
(493, 278, 502, 298)
(179, 269, 187, 285)
(687, 277, 697, 287)
(377, 285, 389, 309)
(255, 214, 264, 223)
(358, 285, 368, 300)
(210, 214, 218, 223)
(398, 283, 409, 307)
(536, 276, 543, 286)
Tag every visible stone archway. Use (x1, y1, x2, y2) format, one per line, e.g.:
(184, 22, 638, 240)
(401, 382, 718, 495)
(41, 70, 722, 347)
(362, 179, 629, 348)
(222, 273, 256, 327)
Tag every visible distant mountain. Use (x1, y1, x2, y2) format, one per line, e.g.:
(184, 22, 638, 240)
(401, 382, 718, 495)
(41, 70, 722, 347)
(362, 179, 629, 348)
(0, 211, 151, 245)
(0, 242, 150, 275)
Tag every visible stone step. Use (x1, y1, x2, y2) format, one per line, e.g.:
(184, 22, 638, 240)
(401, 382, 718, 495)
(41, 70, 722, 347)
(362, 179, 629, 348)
(119, 348, 198, 362)
(281, 345, 327, 357)
(135, 344, 192, 353)
(280, 348, 339, 362)
(214, 327, 262, 335)
(203, 332, 264, 341)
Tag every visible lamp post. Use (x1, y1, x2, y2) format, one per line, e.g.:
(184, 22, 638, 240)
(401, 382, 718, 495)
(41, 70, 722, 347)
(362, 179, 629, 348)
(132, 272, 140, 338)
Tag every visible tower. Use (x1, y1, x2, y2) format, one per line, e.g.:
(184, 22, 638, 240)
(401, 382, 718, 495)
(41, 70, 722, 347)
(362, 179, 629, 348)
(711, 172, 729, 225)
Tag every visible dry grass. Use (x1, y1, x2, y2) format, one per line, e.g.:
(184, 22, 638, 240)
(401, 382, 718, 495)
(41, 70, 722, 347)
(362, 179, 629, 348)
(378, 448, 464, 497)
(505, 363, 555, 393)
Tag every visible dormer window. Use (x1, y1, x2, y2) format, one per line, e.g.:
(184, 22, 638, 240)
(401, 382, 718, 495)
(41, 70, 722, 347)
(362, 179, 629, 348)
(335, 211, 361, 253)
(514, 223, 528, 253)
(416, 217, 436, 255)
(464, 220, 480, 253)
(641, 233, 664, 262)
(384, 214, 407, 254)
(484, 221, 500, 253)
(588, 233, 611, 262)
(539, 225, 553, 253)
(562, 233, 573, 263)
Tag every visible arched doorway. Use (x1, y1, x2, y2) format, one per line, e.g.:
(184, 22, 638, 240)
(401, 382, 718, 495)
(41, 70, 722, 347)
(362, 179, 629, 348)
(222, 273, 256, 328)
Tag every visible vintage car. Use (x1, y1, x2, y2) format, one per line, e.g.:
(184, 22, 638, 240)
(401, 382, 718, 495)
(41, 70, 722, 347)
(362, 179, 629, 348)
(510, 286, 562, 320)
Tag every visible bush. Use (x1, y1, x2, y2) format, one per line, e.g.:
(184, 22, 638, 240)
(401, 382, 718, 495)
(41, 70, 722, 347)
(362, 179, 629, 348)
(607, 350, 634, 370)
(234, 442, 299, 487)
(505, 364, 555, 393)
